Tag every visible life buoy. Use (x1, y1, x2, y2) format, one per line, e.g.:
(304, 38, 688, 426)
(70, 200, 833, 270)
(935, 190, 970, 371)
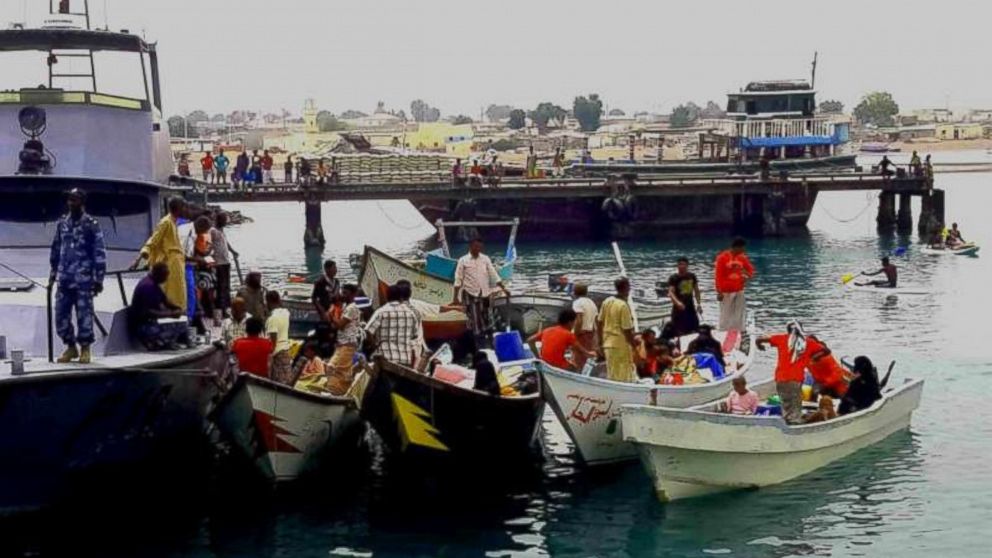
(601, 197, 624, 221)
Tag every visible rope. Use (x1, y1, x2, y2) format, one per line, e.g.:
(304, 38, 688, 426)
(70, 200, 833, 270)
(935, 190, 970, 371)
(375, 201, 426, 231)
(818, 191, 878, 223)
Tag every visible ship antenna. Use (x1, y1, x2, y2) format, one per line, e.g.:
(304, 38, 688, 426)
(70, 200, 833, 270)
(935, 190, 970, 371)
(810, 51, 818, 90)
(103, 0, 109, 30)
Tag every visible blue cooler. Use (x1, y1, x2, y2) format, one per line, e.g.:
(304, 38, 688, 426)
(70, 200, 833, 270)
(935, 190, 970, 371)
(494, 331, 527, 362)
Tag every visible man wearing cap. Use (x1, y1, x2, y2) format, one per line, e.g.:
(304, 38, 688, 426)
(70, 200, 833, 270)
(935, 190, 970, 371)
(49, 189, 106, 364)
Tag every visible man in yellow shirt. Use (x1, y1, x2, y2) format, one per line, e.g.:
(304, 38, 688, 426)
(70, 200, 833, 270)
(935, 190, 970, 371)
(133, 197, 187, 312)
(597, 277, 638, 382)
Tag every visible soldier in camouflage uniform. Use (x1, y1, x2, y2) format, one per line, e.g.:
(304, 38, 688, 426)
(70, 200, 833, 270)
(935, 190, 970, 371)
(49, 189, 107, 364)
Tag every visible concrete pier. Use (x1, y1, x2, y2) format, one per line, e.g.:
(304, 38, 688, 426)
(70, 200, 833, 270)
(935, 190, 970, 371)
(877, 191, 896, 231)
(897, 192, 913, 233)
(303, 197, 325, 247)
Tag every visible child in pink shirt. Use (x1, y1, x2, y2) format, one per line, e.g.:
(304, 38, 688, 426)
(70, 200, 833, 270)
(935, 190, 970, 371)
(722, 376, 759, 415)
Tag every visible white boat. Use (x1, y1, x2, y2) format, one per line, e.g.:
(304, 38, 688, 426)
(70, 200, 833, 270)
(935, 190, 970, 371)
(493, 291, 668, 337)
(212, 372, 364, 482)
(540, 330, 756, 466)
(621, 377, 924, 502)
(844, 282, 930, 296)
(920, 243, 980, 257)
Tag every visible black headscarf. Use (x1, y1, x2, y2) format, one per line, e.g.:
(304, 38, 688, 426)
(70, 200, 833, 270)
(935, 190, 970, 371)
(839, 356, 882, 415)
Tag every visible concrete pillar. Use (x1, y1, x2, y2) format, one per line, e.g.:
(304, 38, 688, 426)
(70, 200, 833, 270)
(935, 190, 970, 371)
(779, 146, 786, 159)
(897, 192, 913, 233)
(918, 190, 936, 236)
(303, 199, 325, 247)
(763, 192, 787, 236)
(877, 191, 896, 230)
(932, 188, 946, 232)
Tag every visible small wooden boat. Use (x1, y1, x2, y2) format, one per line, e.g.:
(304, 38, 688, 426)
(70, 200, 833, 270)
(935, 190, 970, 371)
(212, 372, 364, 482)
(621, 377, 924, 502)
(844, 282, 930, 296)
(493, 291, 668, 337)
(424, 218, 518, 283)
(361, 358, 545, 462)
(920, 242, 980, 257)
(541, 330, 756, 466)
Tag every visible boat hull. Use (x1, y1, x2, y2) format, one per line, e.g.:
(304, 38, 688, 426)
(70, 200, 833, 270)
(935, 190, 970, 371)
(212, 373, 363, 482)
(920, 243, 980, 257)
(621, 379, 924, 501)
(540, 333, 755, 466)
(0, 348, 226, 514)
(493, 293, 667, 337)
(361, 360, 545, 463)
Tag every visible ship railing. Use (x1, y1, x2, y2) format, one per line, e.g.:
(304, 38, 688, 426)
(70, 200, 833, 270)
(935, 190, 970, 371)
(703, 117, 840, 139)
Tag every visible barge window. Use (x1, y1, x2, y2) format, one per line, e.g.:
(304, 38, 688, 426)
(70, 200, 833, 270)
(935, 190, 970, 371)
(0, 190, 151, 250)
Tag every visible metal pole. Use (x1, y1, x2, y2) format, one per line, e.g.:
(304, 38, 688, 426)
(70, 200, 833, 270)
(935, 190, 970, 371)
(46, 284, 54, 363)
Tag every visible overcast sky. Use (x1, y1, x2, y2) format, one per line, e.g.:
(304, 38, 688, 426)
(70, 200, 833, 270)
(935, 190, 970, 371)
(5, 0, 991, 117)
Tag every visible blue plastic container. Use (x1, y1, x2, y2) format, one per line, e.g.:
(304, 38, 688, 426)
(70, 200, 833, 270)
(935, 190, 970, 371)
(494, 331, 527, 362)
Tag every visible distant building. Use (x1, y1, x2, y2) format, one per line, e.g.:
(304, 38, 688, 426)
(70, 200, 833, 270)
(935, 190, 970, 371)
(965, 109, 992, 123)
(912, 109, 954, 123)
(935, 122, 983, 140)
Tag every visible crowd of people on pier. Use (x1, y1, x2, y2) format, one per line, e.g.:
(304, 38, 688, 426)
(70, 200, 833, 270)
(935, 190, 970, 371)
(177, 149, 341, 188)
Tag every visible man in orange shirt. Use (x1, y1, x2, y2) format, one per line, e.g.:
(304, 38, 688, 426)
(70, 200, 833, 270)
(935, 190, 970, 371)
(527, 308, 596, 371)
(757, 321, 808, 424)
(804, 335, 850, 398)
(714, 237, 755, 332)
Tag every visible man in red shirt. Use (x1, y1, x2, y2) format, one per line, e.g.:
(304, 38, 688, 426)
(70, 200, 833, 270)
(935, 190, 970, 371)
(714, 237, 755, 332)
(804, 335, 850, 398)
(261, 150, 275, 184)
(757, 321, 808, 424)
(527, 308, 596, 371)
(200, 151, 214, 184)
(231, 317, 274, 378)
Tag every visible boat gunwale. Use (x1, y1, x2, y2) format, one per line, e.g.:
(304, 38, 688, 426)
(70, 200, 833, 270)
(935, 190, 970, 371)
(1, 345, 222, 385)
(375, 358, 543, 406)
(227, 371, 359, 409)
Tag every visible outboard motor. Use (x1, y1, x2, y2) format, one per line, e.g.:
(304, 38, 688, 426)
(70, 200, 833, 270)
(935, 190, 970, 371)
(16, 106, 53, 175)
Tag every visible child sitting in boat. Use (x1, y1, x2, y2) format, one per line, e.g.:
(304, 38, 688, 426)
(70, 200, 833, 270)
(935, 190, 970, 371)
(720, 376, 759, 415)
(293, 342, 330, 393)
(802, 395, 838, 424)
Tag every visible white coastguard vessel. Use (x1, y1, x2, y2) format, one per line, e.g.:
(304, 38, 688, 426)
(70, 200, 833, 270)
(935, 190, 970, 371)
(620, 377, 924, 502)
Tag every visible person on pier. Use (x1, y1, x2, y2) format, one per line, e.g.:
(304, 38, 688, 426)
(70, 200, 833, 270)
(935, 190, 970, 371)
(234, 149, 249, 189)
(879, 155, 896, 179)
(452, 237, 510, 350)
(133, 197, 187, 315)
(261, 150, 274, 184)
(50, 188, 106, 364)
(284, 155, 294, 184)
(714, 238, 755, 332)
(666, 256, 702, 337)
(910, 151, 922, 177)
(857, 257, 897, 288)
(214, 149, 230, 185)
(597, 277, 638, 383)
(200, 151, 214, 184)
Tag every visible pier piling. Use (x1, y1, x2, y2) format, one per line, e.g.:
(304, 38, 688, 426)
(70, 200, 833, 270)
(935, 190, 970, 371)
(303, 198, 325, 247)
(897, 193, 913, 233)
(877, 191, 896, 231)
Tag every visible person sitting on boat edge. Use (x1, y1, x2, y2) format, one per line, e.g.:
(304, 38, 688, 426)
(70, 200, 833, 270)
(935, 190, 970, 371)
(802, 395, 838, 424)
(597, 277, 638, 383)
(720, 376, 759, 415)
(265, 290, 293, 385)
(803, 334, 850, 398)
(128, 263, 190, 351)
(527, 308, 596, 372)
(231, 317, 273, 378)
(838, 356, 882, 415)
(757, 321, 809, 425)
(946, 222, 965, 248)
(685, 324, 726, 368)
(857, 257, 897, 288)
(570, 283, 599, 372)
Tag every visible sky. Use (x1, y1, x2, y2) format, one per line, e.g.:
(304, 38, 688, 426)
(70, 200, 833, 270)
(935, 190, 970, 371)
(3, 0, 991, 118)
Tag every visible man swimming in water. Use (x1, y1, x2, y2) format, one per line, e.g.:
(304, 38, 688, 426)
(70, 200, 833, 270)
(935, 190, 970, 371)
(857, 257, 897, 288)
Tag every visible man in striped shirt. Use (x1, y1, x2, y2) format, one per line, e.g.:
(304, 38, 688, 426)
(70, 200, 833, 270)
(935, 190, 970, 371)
(365, 284, 422, 368)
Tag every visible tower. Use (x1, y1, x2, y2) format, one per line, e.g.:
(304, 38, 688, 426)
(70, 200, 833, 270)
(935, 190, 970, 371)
(303, 99, 318, 134)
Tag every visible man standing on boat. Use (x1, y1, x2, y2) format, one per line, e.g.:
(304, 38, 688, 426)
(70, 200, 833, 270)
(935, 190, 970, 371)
(452, 237, 510, 350)
(133, 197, 187, 314)
(311, 259, 341, 324)
(49, 188, 106, 364)
(756, 321, 809, 424)
(714, 238, 754, 332)
(597, 277, 638, 382)
(365, 284, 422, 368)
(571, 283, 598, 371)
(666, 256, 702, 337)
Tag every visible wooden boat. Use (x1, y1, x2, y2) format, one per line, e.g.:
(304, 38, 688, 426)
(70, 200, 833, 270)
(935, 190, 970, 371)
(211, 372, 363, 482)
(920, 242, 980, 257)
(540, 330, 756, 466)
(844, 282, 930, 296)
(424, 219, 518, 283)
(621, 377, 924, 502)
(492, 291, 668, 337)
(361, 358, 545, 462)
(276, 282, 320, 338)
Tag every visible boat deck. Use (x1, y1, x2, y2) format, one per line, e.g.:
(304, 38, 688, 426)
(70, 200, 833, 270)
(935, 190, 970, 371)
(2, 346, 220, 380)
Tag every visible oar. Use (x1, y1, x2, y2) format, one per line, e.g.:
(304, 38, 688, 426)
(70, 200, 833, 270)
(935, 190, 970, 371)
(611, 241, 639, 331)
(879, 360, 895, 388)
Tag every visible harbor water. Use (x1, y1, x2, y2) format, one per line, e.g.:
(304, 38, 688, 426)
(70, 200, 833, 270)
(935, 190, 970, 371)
(3, 154, 991, 557)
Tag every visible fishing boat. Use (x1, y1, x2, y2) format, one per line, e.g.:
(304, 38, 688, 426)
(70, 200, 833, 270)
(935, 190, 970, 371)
(492, 291, 668, 337)
(843, 282, 930, 296)
(210, 372, 364, 482)
(361, 358, 545, 462)
(424, 219, 518, 283)
(540, 329, 755, 466)
(920, 242, 980, 257)
(621, 377, 924, 502)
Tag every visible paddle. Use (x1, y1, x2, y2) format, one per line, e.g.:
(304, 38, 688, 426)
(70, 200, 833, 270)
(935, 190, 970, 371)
(611, 241, 639, 331)
(879, 360, 895, 388)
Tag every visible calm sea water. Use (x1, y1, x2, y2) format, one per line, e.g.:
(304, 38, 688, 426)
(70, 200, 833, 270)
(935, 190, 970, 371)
(5, 153, 992, 557)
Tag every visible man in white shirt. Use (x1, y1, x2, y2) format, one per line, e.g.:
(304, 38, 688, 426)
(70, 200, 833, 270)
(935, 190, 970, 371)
(264, 290, 292, 385)
(452, 238, 510, 349)
(571, 283, 599, 371)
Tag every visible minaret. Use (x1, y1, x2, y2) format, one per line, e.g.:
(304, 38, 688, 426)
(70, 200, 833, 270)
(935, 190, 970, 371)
(303, 99, 318, 134)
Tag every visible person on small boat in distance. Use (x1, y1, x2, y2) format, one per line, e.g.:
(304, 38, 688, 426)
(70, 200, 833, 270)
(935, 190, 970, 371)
(472, 351, 501, 397)
(365, 284, 422, 368)
(452, 237, 510, 350)
(311, 259, 341, 324)
(838, 356, 882, 415)
(210, 212, 238, 317)
(802, 334, 849, 398)
(802, 395, 838, 424)
(597, 277, 638, 383)
(527, 308, 596, 372)
(946, 222, 965, 248)
(571, 283, 599, 371)
(451, 158, 464, 186)
(264, 290, 293, 384)
(128, 263, 190, 351)
(714, 237, 755, 332)
(231, 317, 273, 378)
(328, 284, 363, 395)
(237, 270, 268, 321)
(720, 376, 759, 415)
(685, 324, 726, 368)
(49, 188, 106, 364)
(134, 196, 187, 314)
(666, 256, 702, 337)
(857, 257, 897, 288)
(757, 320, 809, 424)
(221, 297, 250, 345)
(214, 149, 229, 185)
